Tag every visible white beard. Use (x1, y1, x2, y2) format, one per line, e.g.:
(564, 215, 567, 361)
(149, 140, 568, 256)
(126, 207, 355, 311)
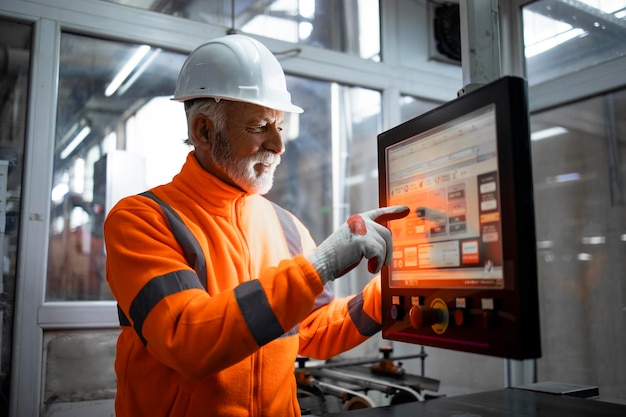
(211, 131, 280, 195)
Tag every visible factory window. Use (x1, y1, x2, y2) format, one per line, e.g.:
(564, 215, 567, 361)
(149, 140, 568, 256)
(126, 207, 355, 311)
(522, 0, 626, 85)
(529, 88, 626, 400)
(399, 95, 441, 124)
(524, 0, 626, 400)
(46, 32, 381, 301)
(46, 33, 187, 301)
(101, 0, 381, 60)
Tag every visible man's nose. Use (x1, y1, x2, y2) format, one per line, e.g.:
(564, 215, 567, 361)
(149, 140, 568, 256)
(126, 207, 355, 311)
(264, 126, 285, 155)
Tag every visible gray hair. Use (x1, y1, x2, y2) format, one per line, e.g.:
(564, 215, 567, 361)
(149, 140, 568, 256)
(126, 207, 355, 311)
(183, 98, 228, 146)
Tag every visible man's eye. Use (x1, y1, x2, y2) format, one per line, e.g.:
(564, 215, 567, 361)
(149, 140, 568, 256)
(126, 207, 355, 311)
(247, 124, 282, 133)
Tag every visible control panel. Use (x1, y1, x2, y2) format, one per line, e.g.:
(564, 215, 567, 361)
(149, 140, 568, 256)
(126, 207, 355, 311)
(378, 77, 541, 359)
(382, 288, 539, 359)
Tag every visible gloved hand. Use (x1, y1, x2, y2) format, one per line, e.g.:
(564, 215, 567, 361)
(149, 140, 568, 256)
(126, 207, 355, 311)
(308, 205, 410, 284)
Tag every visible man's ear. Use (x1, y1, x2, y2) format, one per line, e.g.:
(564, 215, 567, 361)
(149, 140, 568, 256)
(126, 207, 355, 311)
(191, 114, 213, 148)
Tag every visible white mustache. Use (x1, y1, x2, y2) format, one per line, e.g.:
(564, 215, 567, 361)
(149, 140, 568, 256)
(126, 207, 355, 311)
(256, 153, 281, 166)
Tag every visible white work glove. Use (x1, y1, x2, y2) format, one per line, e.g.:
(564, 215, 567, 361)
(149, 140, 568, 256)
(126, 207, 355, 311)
(308, 205, 410, 284)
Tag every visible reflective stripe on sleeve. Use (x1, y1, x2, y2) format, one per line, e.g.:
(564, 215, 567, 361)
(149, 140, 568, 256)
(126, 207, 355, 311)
(347, 292, 381, 337)
(234, 280, 285, 347)
(118, 305, 131, 326)
(129, 269, 205, 345)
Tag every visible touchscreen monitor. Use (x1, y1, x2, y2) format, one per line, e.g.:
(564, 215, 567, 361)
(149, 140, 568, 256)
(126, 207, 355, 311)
(378, 76, 541, 359)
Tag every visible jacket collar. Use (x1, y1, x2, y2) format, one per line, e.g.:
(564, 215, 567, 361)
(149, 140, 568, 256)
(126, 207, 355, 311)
(171, 151, 251, 216)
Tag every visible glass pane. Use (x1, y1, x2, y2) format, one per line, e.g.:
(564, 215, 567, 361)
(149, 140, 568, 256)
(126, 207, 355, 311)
(399, 95, 442, 124)
(0, 18, 30, 416)
(530, 88, 626, 398)
(48, 32, 381, 302)
(47, 33, 187, 301)
(266, 81, 382, 296)
(523, 0, 626, 85)
(103, 0, 380, 59)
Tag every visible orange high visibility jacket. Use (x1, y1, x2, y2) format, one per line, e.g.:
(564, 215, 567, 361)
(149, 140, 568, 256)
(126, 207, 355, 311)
(104, 151, 383, 417)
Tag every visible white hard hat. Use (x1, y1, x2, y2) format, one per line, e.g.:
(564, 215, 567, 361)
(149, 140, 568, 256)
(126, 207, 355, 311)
(172, 34, 303, 113)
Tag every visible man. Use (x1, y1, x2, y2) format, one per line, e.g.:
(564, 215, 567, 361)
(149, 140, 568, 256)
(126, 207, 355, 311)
(104, 34, 409, 417)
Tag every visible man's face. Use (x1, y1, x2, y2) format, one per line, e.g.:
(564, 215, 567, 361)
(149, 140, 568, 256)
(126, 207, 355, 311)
(202, 101, 285, 195)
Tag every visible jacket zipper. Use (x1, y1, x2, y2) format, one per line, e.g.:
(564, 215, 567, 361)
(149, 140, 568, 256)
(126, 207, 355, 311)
(234, 196, 260, 415)
(233, 196, 252, 281)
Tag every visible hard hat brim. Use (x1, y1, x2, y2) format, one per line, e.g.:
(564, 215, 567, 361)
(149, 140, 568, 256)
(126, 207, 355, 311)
(170, 94, 304, 114)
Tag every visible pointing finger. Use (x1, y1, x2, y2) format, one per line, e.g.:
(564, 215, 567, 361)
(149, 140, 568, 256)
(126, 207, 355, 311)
(371, 205, 410, 224)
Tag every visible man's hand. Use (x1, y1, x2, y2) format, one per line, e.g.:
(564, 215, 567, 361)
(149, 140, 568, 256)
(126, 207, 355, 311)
(307, 205, 410, 284)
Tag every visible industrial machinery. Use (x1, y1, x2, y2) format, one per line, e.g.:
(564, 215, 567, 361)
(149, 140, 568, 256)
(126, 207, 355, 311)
(295, 347, 440, 414)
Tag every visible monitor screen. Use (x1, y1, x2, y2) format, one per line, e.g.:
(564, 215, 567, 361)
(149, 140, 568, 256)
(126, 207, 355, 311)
(378, 76, 541, 359)
(385, 103, 503, 290)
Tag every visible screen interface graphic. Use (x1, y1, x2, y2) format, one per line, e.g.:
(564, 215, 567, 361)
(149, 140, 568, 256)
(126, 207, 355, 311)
(385, 104, 503, 289)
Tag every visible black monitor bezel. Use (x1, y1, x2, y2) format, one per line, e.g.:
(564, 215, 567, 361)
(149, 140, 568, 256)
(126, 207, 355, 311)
(377, 76, 541, 359)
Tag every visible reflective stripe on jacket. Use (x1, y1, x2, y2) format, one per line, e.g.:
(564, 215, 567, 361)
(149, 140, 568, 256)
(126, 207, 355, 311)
(104, 151, 382, 417)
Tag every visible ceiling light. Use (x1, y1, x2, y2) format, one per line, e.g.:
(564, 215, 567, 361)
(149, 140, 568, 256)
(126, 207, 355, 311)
(536, 240, 554, 249)
(554, 172, 580, 183)
(117, 48, 161, 96)
(51, 183, 70, 204)
(60, 126, 91, 159)
(545, 172, 580, 184)
(531, 126, 568, 141)
(58, 122, 80, 148)
(581, 236, 606, 245)
(105, 45, 151, 97)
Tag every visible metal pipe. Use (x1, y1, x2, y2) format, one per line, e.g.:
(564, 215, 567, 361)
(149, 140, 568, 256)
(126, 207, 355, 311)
(313, 368, 425, 402)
